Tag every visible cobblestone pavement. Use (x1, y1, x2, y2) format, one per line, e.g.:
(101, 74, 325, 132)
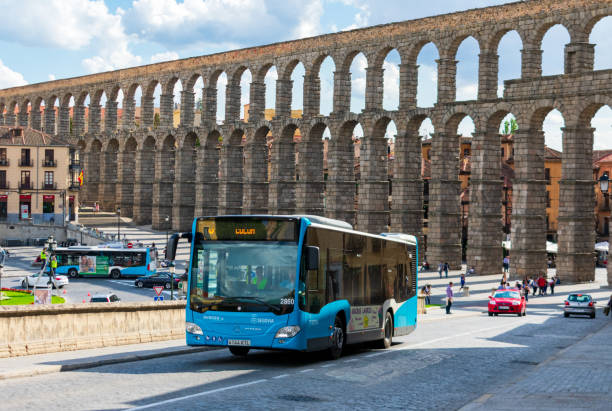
(0, 303, 609, 410)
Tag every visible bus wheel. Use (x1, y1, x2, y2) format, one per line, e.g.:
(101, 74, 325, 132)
(229, 347, 250, 356)
(68, 269, 78, 279)
(328, 315, 345, 360)
(377, 311, 393, 349)
(111, 269, 121, 279)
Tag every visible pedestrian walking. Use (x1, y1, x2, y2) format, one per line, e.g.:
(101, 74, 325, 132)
(529, 277, 537, 296)
(446, 282, 454, 314)
(425, 284, 432, 305)
(549, 276, 555, 295)
(537, 276, 547, 296)
(460, 273, 466, 290)
(50, 255, 57, 276)
(438, 262, 443, 279)
(503, 256, 510, 273)
(444, 262, 449, 278)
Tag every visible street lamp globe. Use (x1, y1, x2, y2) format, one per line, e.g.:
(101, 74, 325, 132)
(599, 173, 609, 193)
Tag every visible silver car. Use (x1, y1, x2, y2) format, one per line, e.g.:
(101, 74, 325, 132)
(564, 294, 596, 318)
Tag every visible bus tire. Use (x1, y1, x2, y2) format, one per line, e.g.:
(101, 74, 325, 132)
(377, 311, 393, 349)
(229, 347, 250, 356)
(327, 315, 345, 360)
(110, 269, 121, 279)
(68, 269, 78, 279)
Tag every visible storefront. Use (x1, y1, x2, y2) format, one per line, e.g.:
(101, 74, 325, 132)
(0, 195, 7, 220)
(19, 194, 31, 220)
(43, 195, 55, 222)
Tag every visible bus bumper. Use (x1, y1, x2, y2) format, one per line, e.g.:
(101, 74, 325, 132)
(186, 330, 306, 351)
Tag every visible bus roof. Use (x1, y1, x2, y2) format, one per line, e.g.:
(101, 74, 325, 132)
(56, 246, 149, 252)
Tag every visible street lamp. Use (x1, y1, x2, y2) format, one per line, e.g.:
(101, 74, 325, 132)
(44, 236, 57, 287)
(165, 215, 170, 246)
(117, 207, 121, 242)
(599, 173, 609, 194)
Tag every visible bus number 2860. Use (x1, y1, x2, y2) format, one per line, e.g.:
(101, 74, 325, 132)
(280, 298, 294, 305)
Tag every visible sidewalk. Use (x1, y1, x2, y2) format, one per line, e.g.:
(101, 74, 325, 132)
(0, 339, 214, 380)
(460, 321, 612, 411)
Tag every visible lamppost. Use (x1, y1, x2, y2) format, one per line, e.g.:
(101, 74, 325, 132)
(599, 173, 609, 238)
(44, 235, 57, 288)
(164, 215, 173, 300)
(165, 215, 170, 246)
(117, 207, 121, 242)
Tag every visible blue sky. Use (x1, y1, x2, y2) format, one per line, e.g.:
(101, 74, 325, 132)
(0, 0, 610, 148)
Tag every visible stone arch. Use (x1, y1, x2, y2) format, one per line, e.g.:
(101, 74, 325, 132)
(133, 135, 156, 225)
(243, 125, 270, 214)
(17, 98, 30, 127)
(576, 95, 612, 127)
(452, 35, 481, 101)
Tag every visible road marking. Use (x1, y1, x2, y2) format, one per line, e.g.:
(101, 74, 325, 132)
(299, 368, 314, 373)
(343, 359, 358, 363)
(364, 352, 386, 358)
(128, 379, 268, 410)
(272, 374, 289, 379)
(320, 363, 335, 368)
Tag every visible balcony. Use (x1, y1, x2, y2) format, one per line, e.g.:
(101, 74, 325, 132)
(0, 159, 8, 166)
(42, 159, 57, 167)
(70, 159, 81, 169)
(69, 182, 81, 190)
(42, 182, 57, 190)
(18, 159, 33, 167)
(0, 181, 8, 189)
(19, 182, 33, 190)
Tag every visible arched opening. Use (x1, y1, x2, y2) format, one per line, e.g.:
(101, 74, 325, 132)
(592, 105, 612, 150)
(416, 42, 439, 108)
(264, 66, 277, 112)
(541, 24, 571, 76)
(319, 56, 335, 116)
(172, 79, 183, 128)
(589, 16, 612, 70)
(240, 69, 252, 120)
(86, 139, 103, 205)
(216, 72, 228, 123)
(455, 36, 480, 101)
(290, 62, 305, 115)
(192, 76, 204, 127)
(152, 82, 162, 129)
(349, 52, 367, 113)
(382, 49, 401, 111)
(124, 84, 141, 129)
(497, 30, 523, 97)
(591, 104, 612, 241)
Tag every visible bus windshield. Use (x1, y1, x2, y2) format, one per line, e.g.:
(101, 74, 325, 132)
(190, 241, 298, 315)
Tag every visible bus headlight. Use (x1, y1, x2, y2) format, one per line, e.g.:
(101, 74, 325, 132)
(186, 322, 203, 335)
(275, 326, 301, 339)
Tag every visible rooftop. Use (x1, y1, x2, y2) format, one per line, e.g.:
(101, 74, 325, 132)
(0, 126, 71, 147)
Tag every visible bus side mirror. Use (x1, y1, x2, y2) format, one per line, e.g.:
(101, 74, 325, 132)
(305, 246, 319, 271)
(166, 234, 180, 261)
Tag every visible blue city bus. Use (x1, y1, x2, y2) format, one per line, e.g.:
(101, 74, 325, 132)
(47, 245, 158, 279)
(171, 215, 418, 359)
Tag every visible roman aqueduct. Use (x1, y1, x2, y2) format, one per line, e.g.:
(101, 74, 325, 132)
(0, 0, 611, 282)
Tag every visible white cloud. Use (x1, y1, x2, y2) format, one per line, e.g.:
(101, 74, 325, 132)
(383, 61, 399, 110)
(0, 60, 27, 88)
(48, 74, 56, 81)
(456, 83, 478, 101)
(295, 0, 323, 38)
(0, 1, 141, 74)
(592, 106, 612, 150)
(150, 51, 179, 63)
(543, 110, 565, 151)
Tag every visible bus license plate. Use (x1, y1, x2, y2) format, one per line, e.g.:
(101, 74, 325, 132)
(228, 339, 251, 346)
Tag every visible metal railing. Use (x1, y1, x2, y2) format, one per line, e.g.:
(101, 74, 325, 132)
(18, 159, 33, 167)
(19, 182, 32, 189)
(0, 159, 9, 166)
(42, 159, 57, 167)
(42, 182, 57, 190)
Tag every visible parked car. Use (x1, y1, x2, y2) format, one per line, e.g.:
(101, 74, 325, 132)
(90, 293, 121, 303)
(134, 272, 180, 289)
(22, 272, 69, 289)
(488, 289, 526, 317)
(564, 293, 596, 318)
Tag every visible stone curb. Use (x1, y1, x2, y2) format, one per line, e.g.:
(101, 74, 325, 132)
(0, 346, 218, 381)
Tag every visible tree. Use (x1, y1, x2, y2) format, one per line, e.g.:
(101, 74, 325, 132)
(153, 113, 160, 129)
(502, 118, 518, 135)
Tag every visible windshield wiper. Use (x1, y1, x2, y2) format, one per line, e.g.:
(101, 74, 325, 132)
(223, 296, 280, 312)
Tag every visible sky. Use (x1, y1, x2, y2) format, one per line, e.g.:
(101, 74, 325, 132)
(0, 0, 610, 149)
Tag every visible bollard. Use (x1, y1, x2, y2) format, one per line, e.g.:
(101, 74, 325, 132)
(462, 286, 470, 297)
(417, 295, 427, 314)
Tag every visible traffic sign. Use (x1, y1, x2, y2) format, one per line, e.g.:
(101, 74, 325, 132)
(154, 296, 164, 301)
(153, 286, 164, 296)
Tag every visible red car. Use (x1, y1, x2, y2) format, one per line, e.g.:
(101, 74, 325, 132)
(488, 288, 526, 317)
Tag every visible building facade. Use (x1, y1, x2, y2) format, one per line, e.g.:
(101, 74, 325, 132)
(0, 126, 80, 224)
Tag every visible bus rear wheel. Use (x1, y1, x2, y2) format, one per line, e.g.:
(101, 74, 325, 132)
(229, 347, 250, 356)
(110, 269, 121, 279)
(327, 315, 345, 360)
(377, 311, 393, 349)
(68, 269, 78, 279)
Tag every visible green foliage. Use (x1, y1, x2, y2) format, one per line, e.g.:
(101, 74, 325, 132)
(0, 290, 65, 305)
(153, 113, 160, 129)
(501, 118, 518, 135)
